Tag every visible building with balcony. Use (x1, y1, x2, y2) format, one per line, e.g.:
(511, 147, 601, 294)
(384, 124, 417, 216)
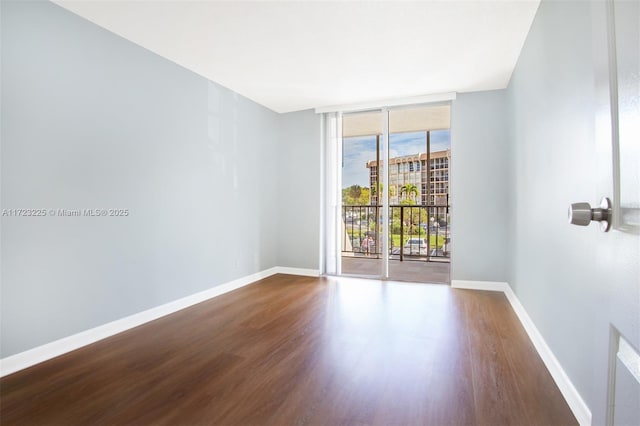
(366, 150, 450, 205)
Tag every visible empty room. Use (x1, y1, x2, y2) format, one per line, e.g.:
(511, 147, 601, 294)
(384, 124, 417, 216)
(1, 0, 638, 425)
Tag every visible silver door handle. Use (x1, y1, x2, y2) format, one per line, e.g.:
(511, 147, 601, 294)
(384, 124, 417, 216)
(568, 197, 612, 232)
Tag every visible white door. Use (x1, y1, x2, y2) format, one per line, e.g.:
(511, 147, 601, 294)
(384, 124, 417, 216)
(599, 1, 639, 424)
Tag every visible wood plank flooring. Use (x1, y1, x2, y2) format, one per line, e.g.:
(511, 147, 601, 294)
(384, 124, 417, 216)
(0, 274, 577, 425)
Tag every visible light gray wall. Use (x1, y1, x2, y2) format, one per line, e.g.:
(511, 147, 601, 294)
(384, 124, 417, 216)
(450, 3, 627, 421)
(506, 1, 621, 423)
(450, 91, 510, 283)
(1, 1, 281, 357)
(278, 110, 321, 270)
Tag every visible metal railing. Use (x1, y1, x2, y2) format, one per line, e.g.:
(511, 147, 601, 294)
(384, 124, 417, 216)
(342, 204, 450, 262)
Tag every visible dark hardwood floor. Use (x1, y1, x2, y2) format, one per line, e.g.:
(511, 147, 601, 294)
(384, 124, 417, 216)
(0, 274, 577, 425)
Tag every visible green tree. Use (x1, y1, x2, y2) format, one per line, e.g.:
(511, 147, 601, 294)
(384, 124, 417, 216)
(358, 187, 370, 205)
(400, 184, 419, 204)
(341, 188, 353, 205)
(368, 184, 400, 205)
(342, 185, 374, 206)
(348, 185, 362, 199)
(343, 185, 364, 205)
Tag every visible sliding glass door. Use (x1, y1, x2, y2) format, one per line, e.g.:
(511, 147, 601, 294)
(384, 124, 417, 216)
(339, 104, 451, 283)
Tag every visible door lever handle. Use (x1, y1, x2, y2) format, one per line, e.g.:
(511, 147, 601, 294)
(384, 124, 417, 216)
(568, 197, 612, 232)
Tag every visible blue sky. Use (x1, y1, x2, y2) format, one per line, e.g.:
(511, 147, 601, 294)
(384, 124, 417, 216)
(342, 130, 450, 188)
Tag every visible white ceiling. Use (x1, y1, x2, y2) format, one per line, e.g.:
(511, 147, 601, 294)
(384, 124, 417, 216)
(54, 0, 540, 114)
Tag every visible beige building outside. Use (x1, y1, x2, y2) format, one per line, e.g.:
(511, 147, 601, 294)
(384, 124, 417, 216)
(366, 149, 450, 206)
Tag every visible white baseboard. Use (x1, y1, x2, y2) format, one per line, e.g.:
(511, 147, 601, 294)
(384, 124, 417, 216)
(276, 267, 320, 277)
(0, 265, 316, 377)
(451, 279, 592, 426)
(451, 279, 508, 292)
(502, 285, 592, 426)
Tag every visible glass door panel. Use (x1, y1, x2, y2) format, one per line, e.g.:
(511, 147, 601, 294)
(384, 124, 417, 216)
(387, 105, 451, 283)
(340, 111, 383, 278)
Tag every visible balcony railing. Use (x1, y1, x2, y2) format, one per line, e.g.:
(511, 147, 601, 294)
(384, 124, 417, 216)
(342, 204, 450, 261)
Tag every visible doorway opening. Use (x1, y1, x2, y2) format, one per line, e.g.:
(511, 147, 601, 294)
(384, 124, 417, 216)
(340, 105, 451, 284)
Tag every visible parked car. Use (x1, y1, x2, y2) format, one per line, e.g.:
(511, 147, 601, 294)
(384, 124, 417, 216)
(403, 238, 428, 255)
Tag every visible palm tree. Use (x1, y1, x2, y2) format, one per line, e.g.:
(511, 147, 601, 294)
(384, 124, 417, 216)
(400, 183, 419, 203)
